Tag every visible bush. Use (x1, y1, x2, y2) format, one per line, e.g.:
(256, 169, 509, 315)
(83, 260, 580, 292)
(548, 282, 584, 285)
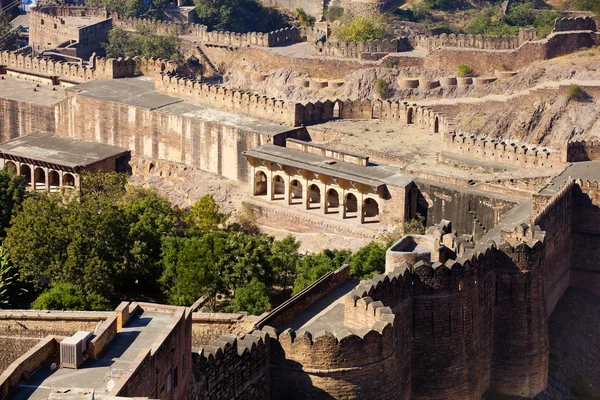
(103, 26, 180, 61)
(575, 0, 600, 15)
(227, 278, 272, 315)
(337, 15, 389, 42)
(296, 8, 315, 27)
(32, 283, 111, 311)
(375, 78, 391, 98)
(403, 213, 426, 235)
(193, 0, 288, 33)
(567, 84, 585, 102)
(349, 242, 386, 279)
(324, 3, 344, 21)
(457, 64, 474, 77)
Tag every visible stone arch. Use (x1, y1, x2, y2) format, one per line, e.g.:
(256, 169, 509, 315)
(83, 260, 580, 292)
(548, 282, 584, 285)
(290, 179, 303, 204)
(327, 188, 340, 211)
(3, 161, 16, 174)
(407, 107, 414, 124)
(345, 193, 358, 213)
(333, 101, 341, 119)
(33, 167, 45, 190)
(364, 198, 380, 219)
(272, 174, 285, 199)
(254, 170, 267, 195)
(434, 116, 439, 134)
(63, 173, 75, 187)
(20, 164, 31, 186)
(49, 170, 60, 189)
(309, 184, 321, 206)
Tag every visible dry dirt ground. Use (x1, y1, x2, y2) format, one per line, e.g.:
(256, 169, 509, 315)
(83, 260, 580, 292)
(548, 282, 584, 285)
(310, 118, 561, 182)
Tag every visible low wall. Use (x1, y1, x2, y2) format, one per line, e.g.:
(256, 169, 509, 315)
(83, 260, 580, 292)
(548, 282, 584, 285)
(87, 314, 118, 359)
(566, 139, 600, 162)
(191, 332, 270, 399)
(311, 38, 408, 59)
(0, 336, 61, 398)
(0, 51, 135, 83)
(442, 132, 563, 169)
(286, 138, 368, 166)
(255, 264, 350, 329)
(552, 16, 597, 33)
(410, 28, 537, 52)
(191, 312, 248, 347)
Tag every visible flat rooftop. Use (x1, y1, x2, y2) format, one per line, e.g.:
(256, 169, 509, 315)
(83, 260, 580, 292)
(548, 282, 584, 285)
(61, 16, 106, 29)
(0, 132, 128, 168)
(244, 144, 414, 188)
(540, 161, 600, 196)
(0, 76, 67, 106)
(74, 77, 293, 135)
(11, 310, 173, 400)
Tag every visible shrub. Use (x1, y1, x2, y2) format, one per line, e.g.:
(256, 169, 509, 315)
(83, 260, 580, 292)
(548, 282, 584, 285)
(403, 213, 426, 235)
(457, 64, 474, 77)
(337, 15, 389, 42)
(32, 283, 111, 311)
(296, 8, 315, 27)
(376, 78, 391, 98)
(324, 3, 344, 21)
(227, 278, 272, 315)
(567, 84, 585, 102)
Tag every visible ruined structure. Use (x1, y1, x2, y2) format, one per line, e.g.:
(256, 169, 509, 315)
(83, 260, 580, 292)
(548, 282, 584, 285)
(1, 5, 600, 399)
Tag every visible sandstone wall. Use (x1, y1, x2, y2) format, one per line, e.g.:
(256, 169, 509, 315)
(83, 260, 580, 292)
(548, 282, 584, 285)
(312, 38, 407, 59)
(0, 97, 56, 143)
(570, 180, 600, 296)
(414, 179, 518, 241)
(552, 16, 597, 33)
(531, 180, 575, 315)
(0, 312, 109, 373)
(190, 332, 270, 399)
(410, 29, 537, 52)
(55, 94, 293, 183)
(566, 139, 600, 162)
(442, 132, 563, 169)
(110, 306, 192, 400)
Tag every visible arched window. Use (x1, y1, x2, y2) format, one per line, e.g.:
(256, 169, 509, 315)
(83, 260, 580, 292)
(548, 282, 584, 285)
(407, 108, 414, 124)
(33, 167, 46, 190)
(63, 173, 75, 188)
(290, 179, 303, 204)
(364, 198, 380, 218)
(3, 161, 16, 175)
(434, 116, 439, 134)
(309, 184, 321, 207)
(272, 175, 285, 200)
(345, 193, 358, 213)
(254, 171, 267, 196)
(327, 188, 340, 212)
(20, 164, 31, 187)
(49, 170, 60, 190)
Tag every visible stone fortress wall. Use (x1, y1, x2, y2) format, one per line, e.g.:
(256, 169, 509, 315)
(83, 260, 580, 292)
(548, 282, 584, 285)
(441, 132, 564, 169)
(565, 139, 600, 162)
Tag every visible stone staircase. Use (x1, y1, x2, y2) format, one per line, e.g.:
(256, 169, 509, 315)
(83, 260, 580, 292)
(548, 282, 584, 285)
(469, 209, 488, 238)
(196, 46, 220, 77)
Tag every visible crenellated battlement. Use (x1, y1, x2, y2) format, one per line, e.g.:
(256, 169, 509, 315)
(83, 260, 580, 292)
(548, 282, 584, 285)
(566, 139, 600, 162)
(409, 29, 537, 52)
(531, 179, 576, 225)
(442, 132, 563, 168)
(552, 16, 597, 33)
(311, 38, 409, 59)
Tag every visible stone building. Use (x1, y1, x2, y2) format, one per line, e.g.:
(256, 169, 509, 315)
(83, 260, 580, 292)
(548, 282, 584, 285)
(28, 7, 112, 59)
(0, 132, 130, 191)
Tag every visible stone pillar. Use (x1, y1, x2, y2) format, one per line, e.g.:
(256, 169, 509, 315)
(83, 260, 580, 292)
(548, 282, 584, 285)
(59, 171, 64, 188)
(74, 174, 81, 190)
(358, 193, 365, 224)
(322, 184, 328, 214)
(44, 168, 50, 192)
(267, 169, 273, 201)
(0, 159, 4, 169)
(304, 179, 310, 210)
(340, 189, 346, 220)
(30, 165, 35, 191)
(284, 175, 291, 206)
(15, 161, 21, 176)
(250, 166, 257, 196)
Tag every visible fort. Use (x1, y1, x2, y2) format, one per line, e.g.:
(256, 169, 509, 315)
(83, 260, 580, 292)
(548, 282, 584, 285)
(1, 3, 600, 399)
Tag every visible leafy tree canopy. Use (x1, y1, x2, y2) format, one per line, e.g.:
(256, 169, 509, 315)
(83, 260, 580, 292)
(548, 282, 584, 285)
(32, 283, 111, 311)
(103, 26, 180, 61)
(0, 169, 27, 240)
(227, 278, 272, 315)
(0, 13, 19, 51)
(337, 15, 390, 42)
(87, 0, 168, 18)
(193, 0, 287, 33)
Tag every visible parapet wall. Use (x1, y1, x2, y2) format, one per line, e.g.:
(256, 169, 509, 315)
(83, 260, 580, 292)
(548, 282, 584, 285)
(410, 28, 537, 52)
(286, 138, 368, 166)
(311, 38, 408, 59)
(442, 132, 563, 169)
(0, 51, 135, 82)
(552, 16, 597, 33)
(191, 332, 270, 399)
(565, 139, 600, 162)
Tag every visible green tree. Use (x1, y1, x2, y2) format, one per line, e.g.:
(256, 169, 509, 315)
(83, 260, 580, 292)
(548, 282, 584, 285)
(271, 235, 301, 293)
(164, 233, 228, 307)
(0, 246, 25, 308)
(376, 78, 391, 99)
(292, 249, 351, 295)
(103, 26, 180, 60)
(296, 8, 315, 27)
(120, 188, 176, 295)
(349, 242, 386, 279)
(227, 278, 272, 315)
(87, 0, 168, 18)
(0, 168, 27, 239)
(337, 15, 389, 42)
(218, 232, 274, 291)
(0, 13, 18, 51)
(193, 0, 287, 33)
(32, 283, 111, 311)
(183, 194, 229, 232)
(403, 213, 426, 235)
(4, 194, 71, 292)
